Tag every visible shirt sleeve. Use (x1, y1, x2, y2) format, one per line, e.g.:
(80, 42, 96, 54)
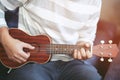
(78, 0, 102, 45)
(0, 7, 7, 28)
(0, 0, 28, 28)
(0, 0, 28, 10)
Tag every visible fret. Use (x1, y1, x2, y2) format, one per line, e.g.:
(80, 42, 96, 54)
(47, 44, 77, 55)
(35, 44, 83, 55)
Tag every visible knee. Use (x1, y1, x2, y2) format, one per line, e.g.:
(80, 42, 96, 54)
(79, 65, 102, 80)
(82, 70, 102, 80)
(72, 64, 102, 80)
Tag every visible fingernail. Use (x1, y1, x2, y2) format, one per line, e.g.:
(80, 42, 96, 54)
(32, 46, 35, 49)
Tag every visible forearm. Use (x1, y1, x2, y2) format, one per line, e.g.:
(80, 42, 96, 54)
(0, 27, 9, 43)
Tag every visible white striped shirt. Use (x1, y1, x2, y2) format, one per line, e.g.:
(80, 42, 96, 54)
(0, 0, 102, 61)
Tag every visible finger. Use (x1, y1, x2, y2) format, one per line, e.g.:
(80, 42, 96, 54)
(85, 43, 90, 48)
(23, 43, 35, 50)
(11, 56, 23, 63)
(14, 53, 27, 63)
(14, 50, 30, 63)
(77, 50, 82, 59)
(19, 51, 30, 61)
(80, 48, 87, 59)
(7, 52, 25, 63)
(73, 49, 78, 59)
(86, 50, 92, 58)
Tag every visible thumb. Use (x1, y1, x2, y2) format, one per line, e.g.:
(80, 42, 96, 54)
(24, 43, 35, 50)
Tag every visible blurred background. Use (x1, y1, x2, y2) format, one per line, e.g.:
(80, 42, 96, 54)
(101, 0, 120, 38)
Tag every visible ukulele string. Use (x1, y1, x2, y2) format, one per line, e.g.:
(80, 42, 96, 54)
(35, 44, 80, 54)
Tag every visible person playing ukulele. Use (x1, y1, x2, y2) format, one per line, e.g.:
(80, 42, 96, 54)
(0, 0, 102, 80)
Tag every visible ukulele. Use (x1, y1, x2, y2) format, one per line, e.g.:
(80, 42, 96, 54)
(0, 28, 119, 69)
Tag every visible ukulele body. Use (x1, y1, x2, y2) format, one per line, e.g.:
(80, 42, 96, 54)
(0, 28, 51, 69)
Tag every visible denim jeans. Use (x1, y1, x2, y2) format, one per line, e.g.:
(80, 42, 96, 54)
(2, 60, 101, 80)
